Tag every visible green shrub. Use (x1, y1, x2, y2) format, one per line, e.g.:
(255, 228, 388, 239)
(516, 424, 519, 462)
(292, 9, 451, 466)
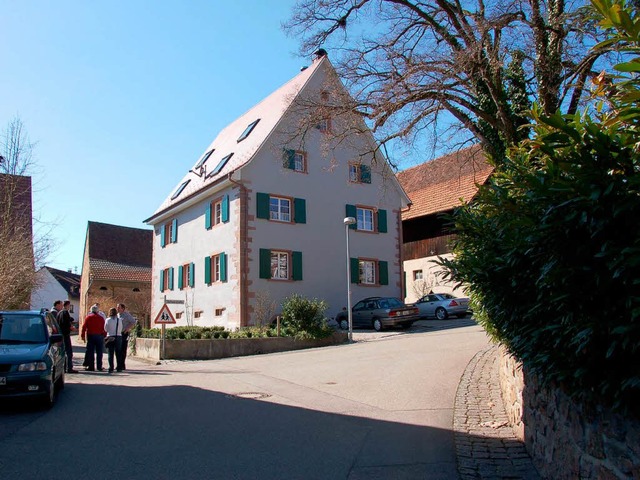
(280, 294, 332, 339)
(442, 2, 640, 412)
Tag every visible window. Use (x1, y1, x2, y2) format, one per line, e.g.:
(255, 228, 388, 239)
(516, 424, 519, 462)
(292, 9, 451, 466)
(205, 195, 229, 229)
(69, 305, 74, 313)
(359, 260, 376, 285)
(413, 270, 423, 281)
(207, 153, 234, 178)
(316, 118, 331, 133)
(194, 311, 203, 319)
(259, 249, 302, 281)
(195, 150, 214, 169)
(159, 267, 174, 292)
(178, 263, 195, 290)
(345, 204, 387, 233)
(237, 119, 260, 142)
(132, 288, 140, 292)
(357, 207, 375, 232)
(204, 253, 227, 284)
(349, 163, 371, 184)
(256, 193, 306, 224)
(176, 312, 183, 319)
(269, 196, 291, 222)
(283, 149, 306, 173)
(270, 251, 289, 280)
(349, 258, 389, 285)
(215, 308, 226, 316)
(160, 219, 178, 247)
(99, 286, 107, 291)
(171, 180, 191, 200)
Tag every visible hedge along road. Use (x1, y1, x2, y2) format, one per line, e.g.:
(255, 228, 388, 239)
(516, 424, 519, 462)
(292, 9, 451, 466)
(0, 320, 489, 480)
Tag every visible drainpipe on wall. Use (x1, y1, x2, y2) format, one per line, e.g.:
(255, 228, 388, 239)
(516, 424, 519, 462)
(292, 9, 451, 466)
(227, 171, 249, 327)
(399, 204, 412, 299)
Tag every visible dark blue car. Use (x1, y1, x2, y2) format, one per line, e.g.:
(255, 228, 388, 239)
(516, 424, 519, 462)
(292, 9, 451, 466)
(0, 310, 66, 407)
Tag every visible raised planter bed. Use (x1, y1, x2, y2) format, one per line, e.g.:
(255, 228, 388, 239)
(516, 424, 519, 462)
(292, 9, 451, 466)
(134, 332, 348, 361)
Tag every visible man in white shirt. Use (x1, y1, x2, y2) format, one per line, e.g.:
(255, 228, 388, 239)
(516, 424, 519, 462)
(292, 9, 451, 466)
(116, 303, 137, 371)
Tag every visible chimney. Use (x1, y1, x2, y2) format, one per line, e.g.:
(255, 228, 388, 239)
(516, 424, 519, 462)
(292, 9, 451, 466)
(314, 48, 327, 60)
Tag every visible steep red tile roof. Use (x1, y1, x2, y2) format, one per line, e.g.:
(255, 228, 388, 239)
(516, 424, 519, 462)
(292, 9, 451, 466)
(89, 259, 151, 283)
(87, 221, 152, 268)
(397, 145, 493, 220)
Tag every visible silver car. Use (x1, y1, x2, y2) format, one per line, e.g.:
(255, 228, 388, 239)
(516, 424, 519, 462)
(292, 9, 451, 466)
(413, 293, 471, 320)
(335, 297, 420, 332)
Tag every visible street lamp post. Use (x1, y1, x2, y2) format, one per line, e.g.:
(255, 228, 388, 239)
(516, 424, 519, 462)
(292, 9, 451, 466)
(344, 216, 356, 342)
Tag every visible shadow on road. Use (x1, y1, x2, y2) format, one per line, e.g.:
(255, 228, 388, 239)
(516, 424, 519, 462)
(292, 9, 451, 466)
(0, 380, 511, 480)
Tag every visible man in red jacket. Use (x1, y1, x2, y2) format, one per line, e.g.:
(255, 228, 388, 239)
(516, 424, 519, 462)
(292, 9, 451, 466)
(81, 305, 106, 371)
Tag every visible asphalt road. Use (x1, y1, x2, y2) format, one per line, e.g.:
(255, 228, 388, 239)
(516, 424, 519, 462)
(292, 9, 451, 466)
(0, 319, 489, 480)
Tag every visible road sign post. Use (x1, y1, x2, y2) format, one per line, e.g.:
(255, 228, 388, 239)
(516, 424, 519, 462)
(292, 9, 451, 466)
(154, 303, 177, 360)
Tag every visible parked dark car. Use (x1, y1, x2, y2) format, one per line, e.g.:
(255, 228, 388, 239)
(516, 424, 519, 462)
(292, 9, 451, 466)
(412, 293, 471, 320)
(336, 297, 420, 332)
(0, 310, 66, 407)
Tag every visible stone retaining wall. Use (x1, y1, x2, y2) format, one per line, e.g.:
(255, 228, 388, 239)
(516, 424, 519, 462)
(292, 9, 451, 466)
(498, 347, 640, 479)
(134, 332, 348, 361)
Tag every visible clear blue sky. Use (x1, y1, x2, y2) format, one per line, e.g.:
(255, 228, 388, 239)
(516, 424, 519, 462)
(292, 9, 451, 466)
(0, 1, 331, 273)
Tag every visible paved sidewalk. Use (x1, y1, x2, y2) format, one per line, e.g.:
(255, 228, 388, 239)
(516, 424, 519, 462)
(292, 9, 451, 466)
(453, 345, 540, 479)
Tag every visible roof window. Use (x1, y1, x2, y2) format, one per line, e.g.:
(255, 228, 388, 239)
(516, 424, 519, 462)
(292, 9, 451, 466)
(237, 119, 260, 142)
(171, 179, 191, 200)
(207, 153, 234, 178)
(194, 150, 214, 169)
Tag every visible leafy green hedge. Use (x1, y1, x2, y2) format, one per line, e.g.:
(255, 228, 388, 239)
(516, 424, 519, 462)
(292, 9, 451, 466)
(442, 0, 640, 413)
(139, 295, 333, 341)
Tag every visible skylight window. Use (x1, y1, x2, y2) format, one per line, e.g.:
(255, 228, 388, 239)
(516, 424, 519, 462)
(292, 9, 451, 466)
(194, 149, 214, 169)
(237, 119, 260, 142)
(171, 179, 191, 200)
(207, 153, 234, 178)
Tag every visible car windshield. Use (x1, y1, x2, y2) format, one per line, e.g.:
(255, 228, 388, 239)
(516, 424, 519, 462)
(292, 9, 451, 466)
(439, 293, 455, 299)
(385, 298, 404, 308)
(0, 314, 47, 344)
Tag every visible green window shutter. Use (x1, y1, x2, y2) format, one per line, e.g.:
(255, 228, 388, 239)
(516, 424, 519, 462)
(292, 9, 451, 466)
(350, 257, 360, 284)
(292, 251, 303, 281)
(256, 192, 270, 219)
(222, 194, 229, 223)
(178, 265, 184, 290)
(220, 253, 227, 282)
(360, 164, 371, 184)
(168, 267, 174, 290)
(379, 261, 389, 285)
(346, 204, 357, 229)
(259, 249, 271, 279)
(294, 198, 306, 224)
(204, 256, 211, 285)
(283, 149, 296, 169)
(189, 262, 195, 287)
(159, 269, 165, 292)
(205, 203, 212, 229)
(377, 209, 388, 233)
(171, 219, 178, 243)
(160, 225, 166, 248)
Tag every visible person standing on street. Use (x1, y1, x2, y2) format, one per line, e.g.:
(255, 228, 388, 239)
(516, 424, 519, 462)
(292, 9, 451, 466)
(81, 305, 106, 371)
(116, 303, 136, 371)
(104, 307, 123, 373)
(46, 300, 63, 334)
(56, 300, 78, 373)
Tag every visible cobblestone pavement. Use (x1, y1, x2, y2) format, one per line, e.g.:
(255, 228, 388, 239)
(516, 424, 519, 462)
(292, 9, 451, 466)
(453, 345, 541, 479)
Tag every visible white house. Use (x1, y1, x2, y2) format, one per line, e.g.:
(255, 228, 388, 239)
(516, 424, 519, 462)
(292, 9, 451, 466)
(30, 266, 81, 317)
(144, 52, 411, 330)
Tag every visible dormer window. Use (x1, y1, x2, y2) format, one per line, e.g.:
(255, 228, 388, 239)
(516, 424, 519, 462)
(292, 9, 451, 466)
(171, 180, 191, 200)
(207, 153, 234, 178)
(195, 150, 214, 169)
(237, 119, 260, 142)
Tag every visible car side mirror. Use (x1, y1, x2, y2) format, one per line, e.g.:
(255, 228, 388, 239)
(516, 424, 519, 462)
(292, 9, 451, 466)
(49, 334, 63, 344)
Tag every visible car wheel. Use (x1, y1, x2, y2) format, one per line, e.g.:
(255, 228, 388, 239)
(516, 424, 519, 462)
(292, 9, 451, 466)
(372, 318, 383, 332)
(435, 307, 448, 320)
(339, 318, 349, 330)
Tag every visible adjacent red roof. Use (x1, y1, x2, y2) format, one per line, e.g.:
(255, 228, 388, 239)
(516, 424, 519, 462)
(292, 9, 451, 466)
(86, 222, 152, 283)
(397, 145, 493, 221)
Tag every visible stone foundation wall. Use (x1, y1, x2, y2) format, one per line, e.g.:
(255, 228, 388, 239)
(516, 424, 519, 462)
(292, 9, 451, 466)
(498, 347, 640, 479)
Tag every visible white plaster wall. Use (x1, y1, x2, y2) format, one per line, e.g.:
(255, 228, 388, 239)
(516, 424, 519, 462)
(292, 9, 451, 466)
(30, 269, 81, 318)
(151, 185, 240, 330)
(403, 253, 468, 303)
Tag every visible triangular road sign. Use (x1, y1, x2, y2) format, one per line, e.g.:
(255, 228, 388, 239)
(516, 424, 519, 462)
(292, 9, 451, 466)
(154, 304, 176, 324)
